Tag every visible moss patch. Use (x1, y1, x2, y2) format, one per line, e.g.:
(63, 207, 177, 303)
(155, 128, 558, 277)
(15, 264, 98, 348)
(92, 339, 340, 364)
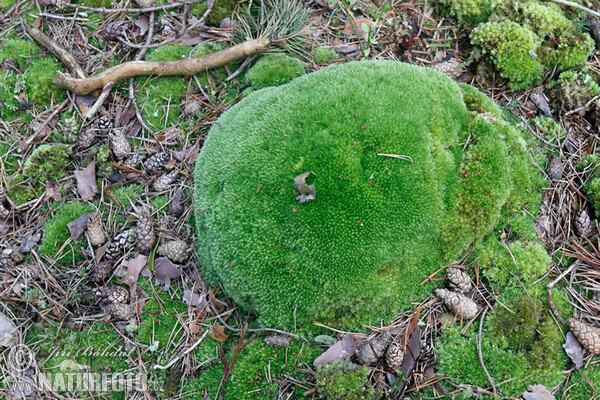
(316, 360, 377, 400)
(23, 144, 72, 183)
(245, 53, 306, 89)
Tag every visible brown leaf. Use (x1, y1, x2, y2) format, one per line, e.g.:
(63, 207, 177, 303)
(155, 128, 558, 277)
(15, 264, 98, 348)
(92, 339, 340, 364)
(134, 15, 149, 36)
(294, 171, 316, 203)
(154, 256, 182, 290)
(67, 212, 94, 241)
(74, 161, 98, 201)
(0, 312, 17, 346)
(523, 385, 556, 400)
(210, 324, 229, 342)
(342, 18, 375, 39)
(563, 331, 584, 369)
(44, 181, 61, 202)
(313, 334, 358, 366)
(118, 109, 136, 127)
(174, 34, 205, 46)
(75, 94, 97, 114)
(124, 254, 148, 286)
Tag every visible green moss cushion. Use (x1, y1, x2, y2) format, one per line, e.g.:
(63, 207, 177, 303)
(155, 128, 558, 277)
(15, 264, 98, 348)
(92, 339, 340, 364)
(194, 60, 533, 331)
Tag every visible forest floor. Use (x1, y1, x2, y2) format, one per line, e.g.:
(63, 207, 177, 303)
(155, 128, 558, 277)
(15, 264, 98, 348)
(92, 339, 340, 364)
(1, 0, 600, 399)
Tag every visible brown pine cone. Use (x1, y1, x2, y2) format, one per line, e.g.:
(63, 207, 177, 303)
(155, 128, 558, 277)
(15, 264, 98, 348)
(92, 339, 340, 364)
(169, 190, 185, 217)
(0, 254, 15, 269)
(436, 288, 479, 320)
(446, 266, 472, 294)
(355, 332, 391, 366)
(153, 170, 179, 192)
(89, 261, 114, 283)
(567, 318, 600, 354)
(87, 212, 106, 247)
(157, 240, 189, 263)
(123, 154, 141, 169)
(103, 229, 136, 261)
(94, 286, 130, 304)
(104, 303, 136, 320)
(97, 116, 112, 131)
(144, 152, 169, 175)
(385, 337, 404, 370)
(98, 21, 129, 42)
(109, 129, 131, 159)
(575, 210, 593, 237)
(135, 207, 156, 253)
(264, 335, 292, 348)
(546, 156, 563, 180)
(76, 128, 97, 149)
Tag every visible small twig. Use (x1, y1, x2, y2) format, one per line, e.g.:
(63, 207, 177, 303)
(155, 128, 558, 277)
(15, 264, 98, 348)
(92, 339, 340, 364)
(225, 54, 256, 81)
(478, 307, 498, 397)
(549, 0, 600, 18)
(84, 82, 114, 120)
(154, 329, 210, 370)
(198, 0, 215, 26)
(61, 1, 203, 14)
(377, 153, 414, 165)
(565, 94, 600, 116)
(22, 98, 70, 151)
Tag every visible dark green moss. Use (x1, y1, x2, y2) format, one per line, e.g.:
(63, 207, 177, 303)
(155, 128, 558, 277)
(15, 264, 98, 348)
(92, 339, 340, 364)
(316, 360, 377, 400)
(490, 294, 543, 350)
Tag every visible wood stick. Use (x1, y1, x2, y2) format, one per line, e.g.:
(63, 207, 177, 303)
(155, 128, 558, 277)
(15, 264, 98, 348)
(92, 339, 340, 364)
(54, 38, 276, 94)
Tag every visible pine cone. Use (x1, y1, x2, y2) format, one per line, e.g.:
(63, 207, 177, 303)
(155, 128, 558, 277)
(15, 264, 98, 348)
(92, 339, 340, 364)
(87, 212, 106, 247)
(0, 254, 15, 268)
(446, 267, 472, 294)
(567, 318, 600, 354)
(103, 229, 136, 261)
(135, 207, 156, 253)
(98, 21, 129, 41)
(104, 303, 136, 320)
(94, 286, 130, 304)
(158, 240, 189, 263)
(169, 190, 185, 217)
(385, 337, 404, 370)
(355, 332, 390, 366)
(97, 116, 112, 131)
(123, 154, 141, 169)
(89, 261, 114, 283)
(436, 288, 479, 320)
(546, 156, 563, 180)
(0, 186, 6, 203)
(576, 210, 593, 237)
(109, 129, 131, 159)
(153, 170, 179, 192)
(144, 152, 169, 175)
(264, 335, 292, 348)
(76, 128, 97, 149)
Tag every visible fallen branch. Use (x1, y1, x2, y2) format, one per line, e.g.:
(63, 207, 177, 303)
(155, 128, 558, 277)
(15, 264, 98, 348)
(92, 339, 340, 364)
(549, 0, 600, 18)
(54, 38, 280, 94)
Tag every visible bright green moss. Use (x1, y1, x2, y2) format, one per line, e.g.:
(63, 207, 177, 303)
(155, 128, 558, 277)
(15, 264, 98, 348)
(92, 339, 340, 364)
(191, 0, 236, 26)
(23, 144, 72, 183)
(6, 173, 37, 205)
(471, 21, 543, 89)
(0, 38, 40, 70)
(245, 54, 306, 89)
(24, 57, 67, 106)
(313, 46, 338, 64)
(442, 0, 494, 26)
(585, 177, 600, 217)
(187, 337, 320, 399)
(0, 0, 15, 10)
(38, 202, 94, 266)
(559, 363, 600, 399)
(316, 360, 376, 400)
(194, 60, 540, 332)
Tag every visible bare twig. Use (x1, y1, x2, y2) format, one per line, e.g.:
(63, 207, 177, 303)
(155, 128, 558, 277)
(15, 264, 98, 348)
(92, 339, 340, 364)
(54, 37, 280, 94)
(478, 307, 498, 397)
(84, 82, 114, 120)
(549, 0, 600, 18)
(61, 1, 203, 14)
(565, 94, 600, 116)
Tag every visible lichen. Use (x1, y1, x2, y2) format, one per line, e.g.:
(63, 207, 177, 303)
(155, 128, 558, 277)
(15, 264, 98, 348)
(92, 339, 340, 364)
(316, 360, 377, 400)
(23, 144, 72, 183)
(245, 53, 306, 89)
(194, 60, 540, 332)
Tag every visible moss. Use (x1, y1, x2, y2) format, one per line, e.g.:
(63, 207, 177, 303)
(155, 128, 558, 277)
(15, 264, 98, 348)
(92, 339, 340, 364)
(23, 144, 72, 183)
(190, 42, 236, 91)
(7, 173, 37, 205)
(585, 177, 600, 217)
(559, 363, 600, 398)
(0, 0, 15, 10)
(191, 0, 236, 26)
(23, 57, 67, 106)
(186, 336, 320, 399)
(313, 46, 338, 64)
(245, 54, 306, 89)
(442, 0, 494, 26)
(490, 294, 543, 349)
(471, 21, 543, 89)
(0, 38, 40, 70)
(194, 60, 541, 332)
(531, 116, 565, 143)
(549, 69, 600, 116)
(316, 360, 376, 400)
(38, 202, 94, 266)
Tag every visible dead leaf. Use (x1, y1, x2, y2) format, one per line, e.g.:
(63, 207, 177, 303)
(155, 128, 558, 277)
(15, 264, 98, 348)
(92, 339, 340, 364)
(0, 312, 17, 346)
(313, 334, 358, 366)
(396, 327, 422, 395)
(183, 289, 207, 307)
(154, 256, 182, 290)
(294, 171, 316, 203)
(523, 385, 556, 400)
(74, 161, 98, 201)
(118, 109, 136, 127)
(67, 212, 94, 241)
(19, 234, 41, 253)
(174, 34, 205, 46)
(342, 17, 375, 39)
(134, 15, 149, 36)
(75, 94, 97, 114)
(44, 181, 61, 202)
(124, 254, 148, 286)
(189, 321, 202, 334)
(563, 331, 584, 369)
(210, 324, 229, 342)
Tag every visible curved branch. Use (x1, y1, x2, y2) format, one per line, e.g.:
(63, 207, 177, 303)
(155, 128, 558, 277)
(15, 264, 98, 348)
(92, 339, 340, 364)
(53, 38, 275, 94)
